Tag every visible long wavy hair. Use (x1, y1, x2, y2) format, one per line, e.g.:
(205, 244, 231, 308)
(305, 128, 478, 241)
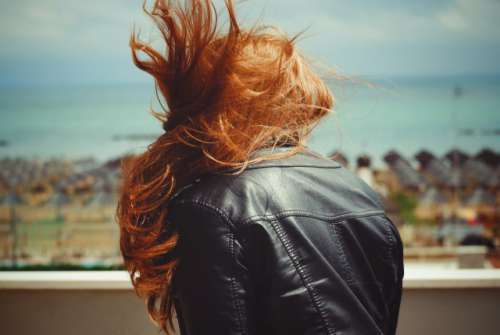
(116, 0, 334, 333)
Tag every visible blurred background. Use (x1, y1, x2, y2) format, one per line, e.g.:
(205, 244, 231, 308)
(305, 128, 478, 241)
(0, 1, 499, 333)
(1, 0, 498, 271)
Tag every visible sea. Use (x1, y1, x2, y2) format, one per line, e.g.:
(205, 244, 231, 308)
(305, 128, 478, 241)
(1, 75, 499, 169)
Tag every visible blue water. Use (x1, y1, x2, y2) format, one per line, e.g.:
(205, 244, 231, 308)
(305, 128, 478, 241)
(1, 75, 499, 168)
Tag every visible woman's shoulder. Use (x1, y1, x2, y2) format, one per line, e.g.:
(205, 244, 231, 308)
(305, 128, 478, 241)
(169, 148, 386, 227)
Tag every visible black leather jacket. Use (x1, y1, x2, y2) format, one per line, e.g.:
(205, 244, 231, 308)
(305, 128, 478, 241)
(169, 147, 404, 335)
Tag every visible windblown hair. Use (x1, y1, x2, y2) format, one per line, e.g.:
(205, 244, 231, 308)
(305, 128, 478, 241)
(116, 0, 334, 333)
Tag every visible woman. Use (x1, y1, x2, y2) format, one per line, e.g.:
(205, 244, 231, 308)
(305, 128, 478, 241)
(116, 1, 404, 334)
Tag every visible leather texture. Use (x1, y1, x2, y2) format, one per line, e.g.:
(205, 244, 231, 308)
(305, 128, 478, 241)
(169, 146, 404, 335)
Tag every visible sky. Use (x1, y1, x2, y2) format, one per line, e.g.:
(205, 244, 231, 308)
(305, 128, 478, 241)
(0, 0, 499, 85)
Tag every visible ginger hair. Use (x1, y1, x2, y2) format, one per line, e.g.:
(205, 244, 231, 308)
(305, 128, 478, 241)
(116, 0, 334, 333)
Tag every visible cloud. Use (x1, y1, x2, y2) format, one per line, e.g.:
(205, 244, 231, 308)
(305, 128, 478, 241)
(0, 0, 499, 84)
(0, 0, 152, 58)
(436, 0, 500, 39)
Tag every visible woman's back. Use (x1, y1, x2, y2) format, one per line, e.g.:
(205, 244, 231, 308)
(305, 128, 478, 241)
(117, 1, 404, 334)
(169, 147, 404, 335)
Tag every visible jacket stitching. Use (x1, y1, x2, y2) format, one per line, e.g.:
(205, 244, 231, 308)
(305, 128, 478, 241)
(384, 222, 394, 263)
(269, 219, 337, 335)
(381, 217, 397, 282)
(245, 164, 341, 170)
(327, 221, 356, 286)
(241, 209, 385, 225)
(228, 231, 246, 335)
(173, 201, 388, 335)
(174, 201, 247, 335)
(327, 222, 386, 334)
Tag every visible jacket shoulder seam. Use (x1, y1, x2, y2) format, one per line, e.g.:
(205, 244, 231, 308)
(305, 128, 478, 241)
(241, 209, 385, 225)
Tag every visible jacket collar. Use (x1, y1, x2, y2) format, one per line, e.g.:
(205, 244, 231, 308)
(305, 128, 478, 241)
(171, 146, 341, 201)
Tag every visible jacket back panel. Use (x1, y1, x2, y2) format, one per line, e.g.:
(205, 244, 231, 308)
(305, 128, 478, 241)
(169, 149, 404, 335)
